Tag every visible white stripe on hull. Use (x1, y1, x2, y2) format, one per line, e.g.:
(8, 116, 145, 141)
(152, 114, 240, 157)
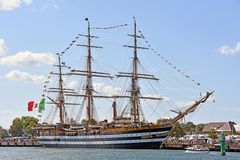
(37, 130, 169, 140)
(40, 138, 166, 145)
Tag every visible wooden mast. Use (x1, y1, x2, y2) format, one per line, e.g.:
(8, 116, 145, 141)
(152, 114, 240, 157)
(57, 54, 65, 124)
(132, 17, 140, 124)
(47, 54, 66, 124)
(117, 17, 159, 125)
(45, 54, 80, 124)
(69, 18, 112, 123)
(86, 19, 94, 121)
(68, 18, 161, 124)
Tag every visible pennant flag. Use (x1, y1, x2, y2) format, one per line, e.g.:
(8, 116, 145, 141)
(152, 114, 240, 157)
(28, 101, 35, 111)
(38, 98, 46, 112)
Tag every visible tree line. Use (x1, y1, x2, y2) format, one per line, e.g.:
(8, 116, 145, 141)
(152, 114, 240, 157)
(0, 116, 38, 138)
(157, 119, 205, 138)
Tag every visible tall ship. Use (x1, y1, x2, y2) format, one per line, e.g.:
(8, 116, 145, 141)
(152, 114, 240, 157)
(32, 18, 213, 149)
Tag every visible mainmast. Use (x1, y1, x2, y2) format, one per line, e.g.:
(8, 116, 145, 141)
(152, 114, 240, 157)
(131, 19, 140, 123)
(131, 18, 140, 124)
(117, 17, 160, 125)
(85, 19, 94, 121)
(69, 18, 112, 123)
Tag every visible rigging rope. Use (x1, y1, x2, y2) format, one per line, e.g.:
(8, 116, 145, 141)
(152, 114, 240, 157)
(59, 34, 80, 56)
(138, 30, 201, 87)
(91, 24, 128, 30)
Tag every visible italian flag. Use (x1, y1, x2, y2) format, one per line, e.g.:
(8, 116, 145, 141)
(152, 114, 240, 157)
(27, 101, 38, 111)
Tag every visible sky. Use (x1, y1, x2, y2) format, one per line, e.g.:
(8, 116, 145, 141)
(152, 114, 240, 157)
(0, 0, 240, 129)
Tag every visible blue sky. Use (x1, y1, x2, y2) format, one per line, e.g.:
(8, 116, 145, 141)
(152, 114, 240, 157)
(0, 0, 240, 128)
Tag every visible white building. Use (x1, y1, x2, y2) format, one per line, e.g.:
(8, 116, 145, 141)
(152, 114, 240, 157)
(234, 124, 240, 133)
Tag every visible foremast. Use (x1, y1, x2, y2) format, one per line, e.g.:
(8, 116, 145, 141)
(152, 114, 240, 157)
(46, 54, 79, 124)
(57, 54, 65, 123)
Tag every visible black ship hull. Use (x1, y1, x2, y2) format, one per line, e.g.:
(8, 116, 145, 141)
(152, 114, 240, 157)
(44, 141, 161, 149)
(36, 126, 172, 149)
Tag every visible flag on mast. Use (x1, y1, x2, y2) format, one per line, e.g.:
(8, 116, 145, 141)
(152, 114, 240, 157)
(38, 98, 46, 112)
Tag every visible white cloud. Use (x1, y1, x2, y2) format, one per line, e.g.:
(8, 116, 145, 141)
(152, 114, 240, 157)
(0, 38, 8, 56)
(217, 42, 240, 56)
(0, 51, 56, 67)
(63, 81, 122, 96)
(0, 0, 32, 11)
(5, 70, 46, 83)
(94, 82, 122, 96)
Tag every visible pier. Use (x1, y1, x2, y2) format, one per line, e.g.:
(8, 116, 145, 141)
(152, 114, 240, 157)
(163, 139, 240, 152)
(0, 137, 42, 147)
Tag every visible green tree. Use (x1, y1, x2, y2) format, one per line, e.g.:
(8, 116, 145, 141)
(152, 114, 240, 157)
(9, 116, 38, 136)
(0, 126, 9, 138)
(209, 129, 218, 139)
(9, 118, 23, 136)
(172, 123, 186, 138)
(195, 124, 205, 134)
(21, 116, 38, 134)
(183, 122, 196, 134)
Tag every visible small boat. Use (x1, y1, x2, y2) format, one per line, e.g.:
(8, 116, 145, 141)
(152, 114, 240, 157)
(185, 145, 210, 153)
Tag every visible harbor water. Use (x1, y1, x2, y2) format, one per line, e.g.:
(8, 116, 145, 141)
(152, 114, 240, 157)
(0, 147, 239, 160)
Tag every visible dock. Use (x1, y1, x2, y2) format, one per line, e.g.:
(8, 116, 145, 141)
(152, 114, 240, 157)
(0, 137, 42, 147)
(162, 140, 240, 152)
